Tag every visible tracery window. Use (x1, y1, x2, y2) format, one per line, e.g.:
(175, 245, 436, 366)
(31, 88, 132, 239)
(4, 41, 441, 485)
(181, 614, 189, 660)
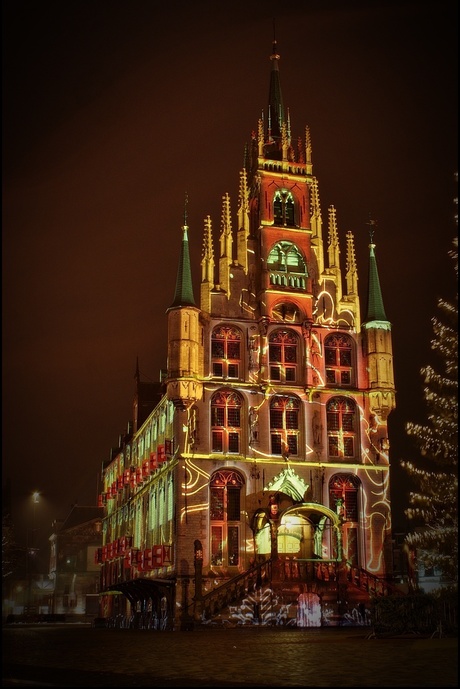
(324, 333, 353, 387)
(267, 241, 307, 289)
(329, 474, 360, 566)
(269, 329, 298, 382)
(329, 474, 360, 522)
(211, 390, 242, 454)
(326, 397, 357, 459)
(270, 395, 300, 458)
(210, 470, 244, 567)
(211, 326, 242, 379)
(273, 190, 296, 227)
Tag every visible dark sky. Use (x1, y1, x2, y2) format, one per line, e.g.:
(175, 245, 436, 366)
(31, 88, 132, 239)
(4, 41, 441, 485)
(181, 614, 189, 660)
(2, 0, 458, 566)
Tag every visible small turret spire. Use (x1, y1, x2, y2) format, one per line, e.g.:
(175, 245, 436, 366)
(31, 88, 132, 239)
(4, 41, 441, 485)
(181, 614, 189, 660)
(168, 194, 196, 309)
(363, 218, 388, 323)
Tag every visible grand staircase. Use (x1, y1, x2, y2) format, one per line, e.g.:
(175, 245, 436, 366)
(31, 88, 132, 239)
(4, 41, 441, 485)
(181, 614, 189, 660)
(190, 558, 400, 628)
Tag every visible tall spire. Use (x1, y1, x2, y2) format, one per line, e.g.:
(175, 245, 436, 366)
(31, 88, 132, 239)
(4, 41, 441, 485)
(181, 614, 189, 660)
(266, 23, 284, 143)
(169, 194, 196, 309)
(363, 219, 387, 323)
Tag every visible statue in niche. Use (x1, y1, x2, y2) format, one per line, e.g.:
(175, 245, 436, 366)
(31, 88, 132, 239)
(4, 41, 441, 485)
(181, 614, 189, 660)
(259, 317, 270, 336)
(248, 335, 259, 370)
(312, 410, 323, 447)
(310, 336, 321, 365)
(249, 406, 259, 444)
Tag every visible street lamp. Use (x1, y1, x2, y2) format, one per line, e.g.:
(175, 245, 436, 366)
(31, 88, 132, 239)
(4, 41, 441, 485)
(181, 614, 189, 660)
(26, 491, 40, 616)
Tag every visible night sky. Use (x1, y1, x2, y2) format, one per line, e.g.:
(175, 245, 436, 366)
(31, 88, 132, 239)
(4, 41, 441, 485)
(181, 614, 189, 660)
(2, 0, 458, 567)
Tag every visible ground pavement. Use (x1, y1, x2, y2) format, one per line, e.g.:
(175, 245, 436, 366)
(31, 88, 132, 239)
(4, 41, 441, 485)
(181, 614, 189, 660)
(2, 623, 458, 687)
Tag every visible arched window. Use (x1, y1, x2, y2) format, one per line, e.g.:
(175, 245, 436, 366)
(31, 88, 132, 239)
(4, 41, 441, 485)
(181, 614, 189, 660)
(329, 474, 360, 566)
(211, 326, 242, 379)
(210, 470, 244, 567)
(326, 397, 357, 459)
(269, 330, 299, 382)
(273, 190, 296, 227)
(270, 395, 300, 458)
(267, 241, 307, 291)
(324, 334, 353, 387)
(329, 474, 360, 521)
(267, 241, 306, 274)
(211, 390, 242, 454)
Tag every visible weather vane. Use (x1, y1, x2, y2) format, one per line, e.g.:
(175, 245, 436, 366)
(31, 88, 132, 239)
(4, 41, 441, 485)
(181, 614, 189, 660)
(184, 192, 188, 227)
(366, 214, 377, 243)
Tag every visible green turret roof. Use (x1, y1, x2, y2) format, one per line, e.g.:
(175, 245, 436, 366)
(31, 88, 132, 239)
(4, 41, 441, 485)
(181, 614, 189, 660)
(169, 224, 196, 309)
(363, 242, 388, 324)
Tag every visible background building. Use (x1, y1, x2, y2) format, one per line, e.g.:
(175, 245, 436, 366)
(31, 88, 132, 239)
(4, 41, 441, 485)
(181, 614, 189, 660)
(49, 505, 103, 620)
(97, 40, 397, 630)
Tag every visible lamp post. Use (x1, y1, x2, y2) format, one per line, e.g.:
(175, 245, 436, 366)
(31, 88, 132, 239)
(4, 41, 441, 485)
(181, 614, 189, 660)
(26, 491, 40, 615)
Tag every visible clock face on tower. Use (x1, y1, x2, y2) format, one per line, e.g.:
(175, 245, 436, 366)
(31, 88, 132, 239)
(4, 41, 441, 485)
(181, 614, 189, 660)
(272, 302, 301, 322)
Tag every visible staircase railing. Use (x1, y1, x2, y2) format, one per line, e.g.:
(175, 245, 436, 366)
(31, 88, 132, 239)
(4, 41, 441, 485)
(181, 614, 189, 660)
(347, 565, 404, 596)
(191, 558, 402, 623)
(192, 558, 273, 621)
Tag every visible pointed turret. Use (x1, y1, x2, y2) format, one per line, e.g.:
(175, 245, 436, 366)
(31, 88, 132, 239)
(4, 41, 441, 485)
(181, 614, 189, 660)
(363, 224, 387, 324)
(169, 199, 196, 310)
(362, 221, 395, 423)
(166, 199, 202, 408)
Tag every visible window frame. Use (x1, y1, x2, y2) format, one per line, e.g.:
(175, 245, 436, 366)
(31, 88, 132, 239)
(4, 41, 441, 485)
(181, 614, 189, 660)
(326, 396, 358, 460)
(270, 394, 301, 458)
(324, 333, 354, 388)
(268, 329, 299, 384)
(211, 390, 242, 455)
(210, 470, 244, 567)
(211, 325, 242, 380)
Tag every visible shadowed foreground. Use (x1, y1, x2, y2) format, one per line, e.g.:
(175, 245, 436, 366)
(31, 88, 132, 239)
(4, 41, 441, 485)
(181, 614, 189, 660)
(2, 624, 458, 687)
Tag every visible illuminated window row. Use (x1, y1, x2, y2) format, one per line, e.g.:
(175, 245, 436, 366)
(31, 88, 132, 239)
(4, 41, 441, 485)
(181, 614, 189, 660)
(211, 326, 355, 387)
(209, 391, 359, 460)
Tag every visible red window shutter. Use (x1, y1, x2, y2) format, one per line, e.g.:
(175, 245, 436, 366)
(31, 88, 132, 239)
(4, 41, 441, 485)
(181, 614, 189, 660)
(152, 545, 164, 566)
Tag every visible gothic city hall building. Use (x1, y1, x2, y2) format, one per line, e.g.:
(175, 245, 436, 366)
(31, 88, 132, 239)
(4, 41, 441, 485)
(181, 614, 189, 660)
(97, 40, 396, 629)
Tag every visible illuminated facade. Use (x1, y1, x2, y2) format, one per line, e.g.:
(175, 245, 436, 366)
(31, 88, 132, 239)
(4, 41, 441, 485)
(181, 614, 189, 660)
(97, 41, 396, 629)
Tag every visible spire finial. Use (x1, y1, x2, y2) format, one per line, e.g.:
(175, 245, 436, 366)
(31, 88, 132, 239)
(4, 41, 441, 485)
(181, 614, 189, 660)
(271, 18, 279, 60)
(184, 192, 189, 228)
(366, 214, 377, 244)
